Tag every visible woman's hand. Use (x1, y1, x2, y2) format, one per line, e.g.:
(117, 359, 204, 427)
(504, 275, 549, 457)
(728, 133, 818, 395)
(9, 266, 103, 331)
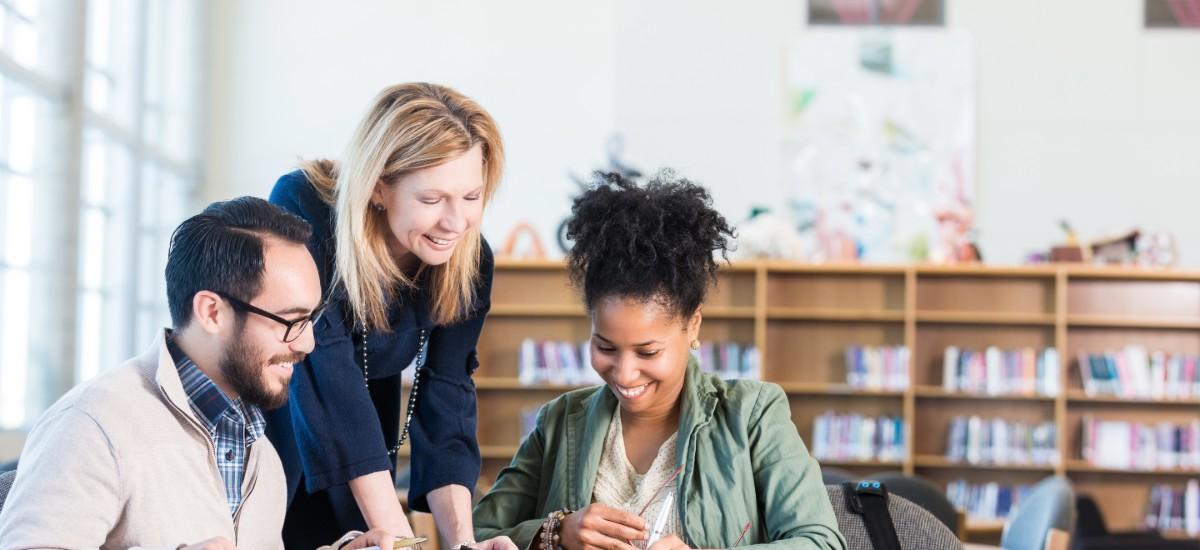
(646, 535, 690, 550)
(342, 528, 395, 550)
(347, 471, 416, 539)
(560, 504, 648, 550)
(477, 535, 518, 550)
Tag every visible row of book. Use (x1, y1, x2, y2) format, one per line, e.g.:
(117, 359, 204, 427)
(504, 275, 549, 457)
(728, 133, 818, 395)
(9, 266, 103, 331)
(945, 480, 1031, 521)
(1079, 347, 1200, 400)
(811, 412, 906, 463)
(694, 342, 761, 380)
(942, 346, 1060, 397)
(518, 339, 604, 386)
(1081, 416, 1200, 471)
(1145, 481, 1200, 535)
(844, 345, 910, 390)
(946, 416, 1059, 466)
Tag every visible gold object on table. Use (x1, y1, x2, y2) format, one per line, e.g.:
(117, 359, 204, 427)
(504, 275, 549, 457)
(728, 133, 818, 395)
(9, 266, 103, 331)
(394, 537, 429, 549)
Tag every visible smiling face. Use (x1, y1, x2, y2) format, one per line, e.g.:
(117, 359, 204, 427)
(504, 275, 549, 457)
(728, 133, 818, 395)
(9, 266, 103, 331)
(373, 144, 485, 267)
(589, 296, 701, 418)
(218, 238, 321, 410)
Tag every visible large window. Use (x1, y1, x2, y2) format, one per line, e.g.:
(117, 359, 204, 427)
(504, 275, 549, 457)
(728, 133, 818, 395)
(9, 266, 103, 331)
(0, 0, 203, 429)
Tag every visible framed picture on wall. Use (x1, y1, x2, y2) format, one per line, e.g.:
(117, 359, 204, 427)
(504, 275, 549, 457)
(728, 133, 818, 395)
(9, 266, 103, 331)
(808, 0, 944, 26)
(1145, 0, 1200, 28)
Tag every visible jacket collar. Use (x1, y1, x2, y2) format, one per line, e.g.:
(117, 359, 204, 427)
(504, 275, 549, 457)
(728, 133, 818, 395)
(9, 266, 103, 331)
(566, 357, 718, 509)
(146, 329, 210, 431)
(675, 357, 719, 467)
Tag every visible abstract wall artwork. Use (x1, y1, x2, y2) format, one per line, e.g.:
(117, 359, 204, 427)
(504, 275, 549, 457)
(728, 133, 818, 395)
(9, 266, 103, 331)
(782, 29, 974, 262)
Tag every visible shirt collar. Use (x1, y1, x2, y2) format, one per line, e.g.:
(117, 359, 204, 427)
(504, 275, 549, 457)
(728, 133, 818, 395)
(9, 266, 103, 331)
(165, 330, 266, 440)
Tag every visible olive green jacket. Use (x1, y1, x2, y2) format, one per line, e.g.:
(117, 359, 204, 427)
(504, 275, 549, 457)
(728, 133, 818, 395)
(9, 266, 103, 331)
(474, 361, 846, 550)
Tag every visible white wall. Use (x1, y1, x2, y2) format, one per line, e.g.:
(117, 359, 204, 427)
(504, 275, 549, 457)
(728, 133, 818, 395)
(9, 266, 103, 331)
(207, 0, 1200, 265)
(206, 0, 617, 253)
(956, 0, 1200, 264)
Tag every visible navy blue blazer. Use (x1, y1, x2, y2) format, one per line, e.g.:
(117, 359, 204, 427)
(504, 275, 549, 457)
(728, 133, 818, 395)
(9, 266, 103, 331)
(266, 170, 488, 514)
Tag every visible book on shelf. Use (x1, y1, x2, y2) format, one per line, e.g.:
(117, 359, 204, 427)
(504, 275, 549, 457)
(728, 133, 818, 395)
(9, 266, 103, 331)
(1080, 416, 1200, 471)
(694, 342, 760, 380)
(945, 416, 1058, 467)
(844, 345, 909, 391)
(1144, 481, 1200, 536)
(518, 339, 604, 386)
(941, 346, 1059, 397)
(1078, 347, 1200, 400)
(946, 480, 1032, 521)
(811, 411, 906, 464)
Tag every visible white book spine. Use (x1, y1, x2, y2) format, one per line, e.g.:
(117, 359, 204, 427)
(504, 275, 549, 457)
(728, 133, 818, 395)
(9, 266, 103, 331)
(943, 346, 960, 392)
(1043, 348, 1060, 397)
(519, 338, 538, 385)
(985, 346, 1002, 396)
(1185, 479, 1199, 536)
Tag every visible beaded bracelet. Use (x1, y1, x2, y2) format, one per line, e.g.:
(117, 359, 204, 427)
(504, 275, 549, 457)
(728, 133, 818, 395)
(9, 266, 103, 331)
(539, 508, 570, 550)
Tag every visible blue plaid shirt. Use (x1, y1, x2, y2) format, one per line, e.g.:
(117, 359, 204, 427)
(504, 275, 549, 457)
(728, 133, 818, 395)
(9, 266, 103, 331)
(166, 333, 267, 516)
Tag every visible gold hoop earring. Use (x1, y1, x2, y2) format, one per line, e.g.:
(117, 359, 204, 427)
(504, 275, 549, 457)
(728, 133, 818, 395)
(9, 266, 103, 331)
(690, 340, 700, 350)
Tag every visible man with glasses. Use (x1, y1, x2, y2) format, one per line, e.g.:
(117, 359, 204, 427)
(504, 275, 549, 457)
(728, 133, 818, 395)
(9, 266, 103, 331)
(0, 197, 322, 550)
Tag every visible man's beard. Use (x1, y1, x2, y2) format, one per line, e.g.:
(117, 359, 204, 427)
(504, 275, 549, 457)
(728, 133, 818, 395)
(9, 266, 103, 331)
(219, 328, 304, 410)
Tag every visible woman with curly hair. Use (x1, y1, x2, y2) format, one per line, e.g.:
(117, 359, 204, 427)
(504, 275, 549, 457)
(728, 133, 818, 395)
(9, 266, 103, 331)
(473, 172, 846, 550)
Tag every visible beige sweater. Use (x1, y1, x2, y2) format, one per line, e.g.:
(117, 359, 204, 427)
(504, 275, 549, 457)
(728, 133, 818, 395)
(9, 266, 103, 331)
(0, 331, 286, 550)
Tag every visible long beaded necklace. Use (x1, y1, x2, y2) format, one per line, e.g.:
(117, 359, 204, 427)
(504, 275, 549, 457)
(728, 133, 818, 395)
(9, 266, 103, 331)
(360, 323, 428, 457)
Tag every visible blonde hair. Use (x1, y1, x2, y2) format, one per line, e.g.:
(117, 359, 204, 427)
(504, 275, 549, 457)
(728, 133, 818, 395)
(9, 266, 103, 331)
(301, 83, 504, 329)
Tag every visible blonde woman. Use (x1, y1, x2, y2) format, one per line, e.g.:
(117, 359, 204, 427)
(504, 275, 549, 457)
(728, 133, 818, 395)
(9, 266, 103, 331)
(265, 83, 515, 550)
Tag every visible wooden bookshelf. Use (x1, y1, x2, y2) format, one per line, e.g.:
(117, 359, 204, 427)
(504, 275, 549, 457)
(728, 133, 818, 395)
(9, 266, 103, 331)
(913, 386, 1057, 402)
(1064, 460, 1200, 476)
(398, 445, 519, 460)
(1065, 390, 1200, 406)
(912, 455, 1057, 473)
(916, 311, 1057, 326)
(767, 307, 905, 322)
(817, 458, 905, 469)
(408, 260, 1200, 537)
(778, 382, 906, 397)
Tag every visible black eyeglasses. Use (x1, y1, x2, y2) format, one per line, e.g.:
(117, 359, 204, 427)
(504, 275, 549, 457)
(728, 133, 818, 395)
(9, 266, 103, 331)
(214, 290, 326, 343)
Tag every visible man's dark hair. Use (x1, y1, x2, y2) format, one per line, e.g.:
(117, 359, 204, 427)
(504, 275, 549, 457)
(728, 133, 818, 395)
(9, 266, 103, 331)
(565, 170, 736, 320)
(165, 196, 313, 328)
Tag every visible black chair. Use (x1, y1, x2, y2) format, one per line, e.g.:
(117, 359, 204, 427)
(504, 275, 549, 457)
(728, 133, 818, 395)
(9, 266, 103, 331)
(825, 483, 963, 550)
(868, 472, 960, 537)
(1072, 494, 1200, 550)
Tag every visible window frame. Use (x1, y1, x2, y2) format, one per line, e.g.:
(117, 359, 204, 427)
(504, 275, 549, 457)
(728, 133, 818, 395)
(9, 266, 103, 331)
(0, 0, 205, 436)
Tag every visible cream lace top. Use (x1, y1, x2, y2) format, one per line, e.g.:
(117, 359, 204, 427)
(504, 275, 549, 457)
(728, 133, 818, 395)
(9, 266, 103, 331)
(591, 412, 682, 548)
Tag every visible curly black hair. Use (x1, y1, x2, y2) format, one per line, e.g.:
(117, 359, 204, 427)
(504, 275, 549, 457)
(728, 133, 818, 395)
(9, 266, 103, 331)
(565, 170, 736, 320)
